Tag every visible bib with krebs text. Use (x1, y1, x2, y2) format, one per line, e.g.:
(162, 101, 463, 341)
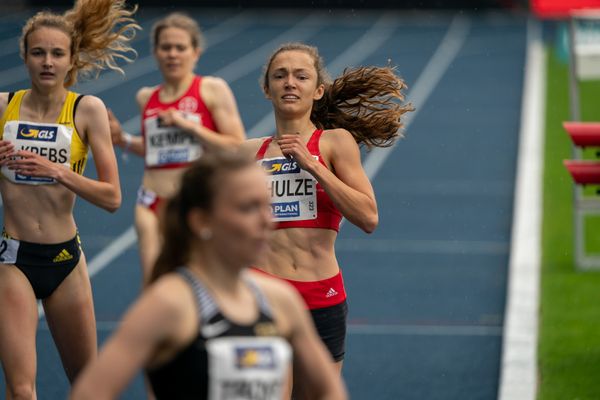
(259, 156, 318, 222)
(1, 120, 72, 185)
(206, 336, 291, 400)
(144, 113, 202, 167)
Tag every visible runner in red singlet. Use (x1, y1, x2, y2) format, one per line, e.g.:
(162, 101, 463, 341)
(109, 12, 245, 284)
(242, 43, 413, 384)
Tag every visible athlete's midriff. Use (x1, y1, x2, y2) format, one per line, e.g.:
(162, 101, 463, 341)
(0, 180, 77, 243)
(258, 227, 339, 282)
(141, 168, 187, 199)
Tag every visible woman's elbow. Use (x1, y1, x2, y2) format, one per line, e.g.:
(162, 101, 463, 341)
(103, 190, 122, 213)
(358, 211, 378, 234)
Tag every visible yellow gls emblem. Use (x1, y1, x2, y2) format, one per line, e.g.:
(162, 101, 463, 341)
(266, 163, 282, 173)
(239, 350, 260, 367)
(19, 128, 39, 138)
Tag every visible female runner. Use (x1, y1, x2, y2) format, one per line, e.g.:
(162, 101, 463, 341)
(109, 12, 245, 284)
(0, 0, 138, 398)
(245, 42, 413, 374)
(70, 151, 347, 400)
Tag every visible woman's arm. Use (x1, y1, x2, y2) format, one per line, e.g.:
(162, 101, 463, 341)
(108, 109, 145, 157)
(0, 94, 15, 172)
(277, 129, 378, 233)
(71, 276, 192, 400)
(108, 87, 153, 157)
(239, 138, 264, 158)
(7, 95, 122, 212)
(157, 77, 246, 150)
(0, 92, 8, 116)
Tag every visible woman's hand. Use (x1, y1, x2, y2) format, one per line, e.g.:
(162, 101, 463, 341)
(0, 140, 15, 166)
(6, 150, 61, 179)
(277, 134, 319, 172)
(107, 109, 125, 147)
(157, 109, 195, 133)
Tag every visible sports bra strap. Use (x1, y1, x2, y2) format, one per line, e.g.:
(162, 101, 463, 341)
(73, 94, 85, 121)
(176, 267, 274, 324)
(176, 267, 219, 325)
(242, 273, 274, 318)
(306, 129, 324, 154)
(7, 92, 15, 104)
(255, 137, 273, 159)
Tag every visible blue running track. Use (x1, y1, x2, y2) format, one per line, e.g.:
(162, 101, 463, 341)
(0, 7, 526, 399)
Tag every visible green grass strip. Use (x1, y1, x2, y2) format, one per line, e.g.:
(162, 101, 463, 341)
(538, 47, 600, 400)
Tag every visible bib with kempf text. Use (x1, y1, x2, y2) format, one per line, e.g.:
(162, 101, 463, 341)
(144, 113, 202, 167)
(259, 157, 317, 222)
(1, 120, 72, 185)
(206, 336, 291, 400)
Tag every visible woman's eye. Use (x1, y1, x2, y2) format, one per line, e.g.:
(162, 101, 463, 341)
(239, 201, 261, 213)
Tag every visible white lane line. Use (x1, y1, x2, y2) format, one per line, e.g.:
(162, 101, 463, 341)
(362, 15, 470, 179)
(335, 238, 509, 255)
(38, 320, 502, 336)
(86, 227, 137, 277)
(333, 15, 469, 231)
(248, 12, 400, 138)
(497, 19, 544, 400)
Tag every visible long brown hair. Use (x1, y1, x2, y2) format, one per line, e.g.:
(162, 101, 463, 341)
(20, 0, 140, 87)
(151, 151, 254, 283)
(262, 42, 414, 148)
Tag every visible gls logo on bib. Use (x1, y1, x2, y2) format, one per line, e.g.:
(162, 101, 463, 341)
(261, 159, 300, 175)
(235, 346, 276, 370)
(17, 124, 58, 142)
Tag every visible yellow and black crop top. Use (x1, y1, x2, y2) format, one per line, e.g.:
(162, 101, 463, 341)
(0, 90, 88, 185)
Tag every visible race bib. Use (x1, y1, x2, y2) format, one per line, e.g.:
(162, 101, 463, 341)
(144, 113, 202, 167)
(259, 157, 317, 222)
(0, 235, 20, 264)
(1, 120, 72, 185)
(206, 336, 291, 400)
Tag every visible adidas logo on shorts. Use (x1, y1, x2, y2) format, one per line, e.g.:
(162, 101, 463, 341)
(326, 287, 338, 298)
(53, 249, 73, 263)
